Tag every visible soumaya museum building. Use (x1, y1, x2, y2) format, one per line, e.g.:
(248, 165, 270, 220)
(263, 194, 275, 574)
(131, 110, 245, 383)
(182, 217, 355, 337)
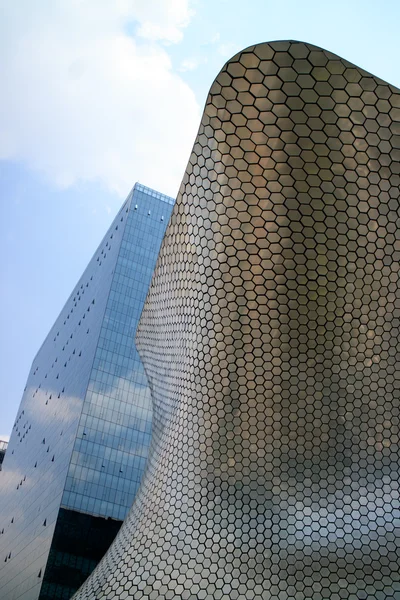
(2, 39, 400, 600)
(0, 184, 174, 600)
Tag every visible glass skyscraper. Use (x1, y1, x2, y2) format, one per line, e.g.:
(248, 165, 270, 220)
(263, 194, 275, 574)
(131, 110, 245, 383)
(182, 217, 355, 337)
(0, 183, 174, 600)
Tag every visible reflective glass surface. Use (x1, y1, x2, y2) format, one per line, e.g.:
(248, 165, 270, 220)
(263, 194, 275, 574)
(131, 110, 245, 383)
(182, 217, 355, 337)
(0, 184, 174, 600)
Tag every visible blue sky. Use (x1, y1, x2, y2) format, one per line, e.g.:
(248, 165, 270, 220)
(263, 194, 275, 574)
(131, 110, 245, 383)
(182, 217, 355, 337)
(1, 0, 400, 440)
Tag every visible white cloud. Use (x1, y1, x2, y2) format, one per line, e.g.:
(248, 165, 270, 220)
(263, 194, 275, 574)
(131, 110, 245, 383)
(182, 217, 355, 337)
(0, 0, 200, 197)
(210, 33, 221, 44)
(132, 0, 193, 43)
(179, 56, 207, 72)
(218, 42, 238, 57)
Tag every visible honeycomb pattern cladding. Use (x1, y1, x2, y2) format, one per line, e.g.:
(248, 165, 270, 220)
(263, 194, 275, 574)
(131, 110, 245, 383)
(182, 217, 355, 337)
(73, 41, 400, 600)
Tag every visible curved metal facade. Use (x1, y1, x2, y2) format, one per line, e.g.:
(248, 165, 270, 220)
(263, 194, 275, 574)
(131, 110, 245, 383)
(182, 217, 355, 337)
(74, 41, 400, 600)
